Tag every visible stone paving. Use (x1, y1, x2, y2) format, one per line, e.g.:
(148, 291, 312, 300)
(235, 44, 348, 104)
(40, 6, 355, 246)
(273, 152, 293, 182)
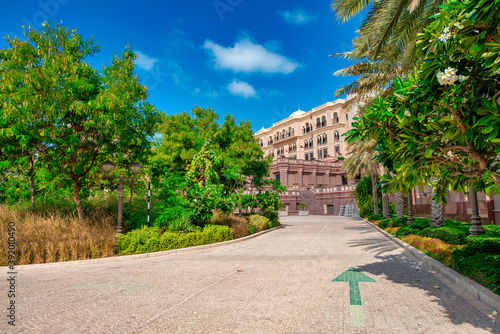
(2, 216, 500, 333)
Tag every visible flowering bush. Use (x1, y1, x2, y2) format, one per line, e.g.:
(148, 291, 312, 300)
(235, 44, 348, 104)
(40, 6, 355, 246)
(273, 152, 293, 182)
(402, 234, 464, 266)
(385, 227, 400, 235)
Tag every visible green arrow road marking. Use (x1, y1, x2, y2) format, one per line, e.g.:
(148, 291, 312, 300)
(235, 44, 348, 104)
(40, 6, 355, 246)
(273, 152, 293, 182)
(332, 267, 375, 327)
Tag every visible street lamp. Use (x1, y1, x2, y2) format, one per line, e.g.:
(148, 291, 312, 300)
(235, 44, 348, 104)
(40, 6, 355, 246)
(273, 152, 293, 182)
(101, 160, 143, 235)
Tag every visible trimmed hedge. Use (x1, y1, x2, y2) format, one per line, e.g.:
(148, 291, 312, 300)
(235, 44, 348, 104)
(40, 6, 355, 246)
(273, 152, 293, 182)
(248, 215, 269, 232)
(117, 224, 233, 255)
(452, 239, 500, 294)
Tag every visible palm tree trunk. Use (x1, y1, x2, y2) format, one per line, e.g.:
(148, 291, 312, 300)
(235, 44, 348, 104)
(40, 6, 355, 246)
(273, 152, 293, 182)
(395, 190, 404, 218)
(382, 193, 390, 218)
(429, 178, 444, 227)
(370, 164, 379, 215)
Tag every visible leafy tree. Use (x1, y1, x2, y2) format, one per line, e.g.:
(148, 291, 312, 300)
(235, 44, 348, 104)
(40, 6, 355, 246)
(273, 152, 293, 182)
(346, 0, 500, 201)
(0, 22, 160, 219)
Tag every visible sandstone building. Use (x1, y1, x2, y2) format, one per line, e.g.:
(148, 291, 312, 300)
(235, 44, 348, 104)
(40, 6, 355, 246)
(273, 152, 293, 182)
(253, 97, 359, 215)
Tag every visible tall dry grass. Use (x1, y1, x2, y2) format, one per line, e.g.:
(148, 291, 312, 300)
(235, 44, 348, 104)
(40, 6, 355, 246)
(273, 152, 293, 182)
(210, 211, 249, 239)
(0, 205, 117, 266)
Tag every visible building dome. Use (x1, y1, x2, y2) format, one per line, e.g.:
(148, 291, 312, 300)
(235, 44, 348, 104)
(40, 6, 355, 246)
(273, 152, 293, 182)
(290, 107, 305, 118)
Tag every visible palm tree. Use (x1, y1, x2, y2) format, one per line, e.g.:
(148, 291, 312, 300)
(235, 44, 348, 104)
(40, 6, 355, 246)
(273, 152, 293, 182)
(343, 138, 380, 215)
(331, 0, 444, 62)
(429, 177, 445, 227)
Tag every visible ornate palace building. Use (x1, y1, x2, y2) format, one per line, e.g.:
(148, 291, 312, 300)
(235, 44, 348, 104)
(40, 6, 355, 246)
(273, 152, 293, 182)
(253, 96, 359, 215)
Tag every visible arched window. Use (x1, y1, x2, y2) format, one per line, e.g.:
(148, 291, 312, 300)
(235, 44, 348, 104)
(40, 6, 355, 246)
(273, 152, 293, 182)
(333, 112, 339, 124)
(323, 134, 327, 144)
(288, 127, 292, 137)
(305, 123, 310, 133)
(292, 128, 295, 136)
(334, 130, 340, 142)
(316, 118, 321, 128)
(282, 129, 285, 139)
(321, 115, 326, 127)
(260, 139, 263, 147)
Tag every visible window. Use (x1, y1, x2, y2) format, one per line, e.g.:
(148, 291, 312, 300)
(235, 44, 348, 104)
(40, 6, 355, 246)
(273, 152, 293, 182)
(309, 152, 314, 160)
(276, 174, 281, 183)
(333, 112, 339, 124)
(321, 115, 326, 127)
(305, 123, 310, 133)
(346, 114, 349, 121)
(335, 145, 341, 156)
(316, 118, 321, 128)
(323, 148, 328, 158)
(342, 175, 348, 185)
(323, 134, 327, 144)
(305, 154, 309, 161)
(318, 149, 323, 159)
(334, 131, 340, 142)
(260, 139, 263, 147)
(288, 127, 292, 137)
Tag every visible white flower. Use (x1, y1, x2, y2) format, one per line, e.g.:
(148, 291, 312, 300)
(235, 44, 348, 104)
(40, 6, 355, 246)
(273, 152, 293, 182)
(439, 27, 452, 42)
(458, 75, 467, 82)
(437, 67, 458, 85)
(405, 110, 411, 117)
(493, 310, 498, 316)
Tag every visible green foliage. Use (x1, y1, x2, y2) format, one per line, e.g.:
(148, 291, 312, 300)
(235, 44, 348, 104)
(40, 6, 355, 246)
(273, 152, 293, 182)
(354, 176, 382, 217)
(0, 22, 160, 218)
(345, 0, 500, 199)
(267, 219, 281, 229)
(452, 240, 500, 294)
(299, 202, 307, 210)
(117, 224, 233, 255)
(165, 212, 199, 234)
(248, 215, 269, 232)
(248, 225, 257, 235)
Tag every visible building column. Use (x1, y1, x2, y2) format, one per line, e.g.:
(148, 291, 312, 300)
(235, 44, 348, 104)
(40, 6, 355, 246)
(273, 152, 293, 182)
(324, 170, 330, 187)
(279, 167, 288, 187)
(312, 168, 317, 187)
(297, 168, 303, 187)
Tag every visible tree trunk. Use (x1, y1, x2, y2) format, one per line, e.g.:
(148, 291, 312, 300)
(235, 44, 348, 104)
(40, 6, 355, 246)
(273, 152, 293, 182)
(382, 193, 390, 218)
(370, 165, 379, 215)
(29, 174, 36, 208)
(429, 199, 444, 227)
(395, 190, 404, 218)
(72, 179, 84, 221)
(28, 157, 36, 207)
(429, 178, 445, 227)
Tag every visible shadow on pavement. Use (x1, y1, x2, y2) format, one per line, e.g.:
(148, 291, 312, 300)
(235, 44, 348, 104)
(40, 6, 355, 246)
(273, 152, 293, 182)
(353, 252, 500, 332)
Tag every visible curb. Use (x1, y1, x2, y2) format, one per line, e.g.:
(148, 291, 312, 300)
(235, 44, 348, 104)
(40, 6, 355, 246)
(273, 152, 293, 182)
(5, 225, 284, 271)
(361, 218, 500, 311)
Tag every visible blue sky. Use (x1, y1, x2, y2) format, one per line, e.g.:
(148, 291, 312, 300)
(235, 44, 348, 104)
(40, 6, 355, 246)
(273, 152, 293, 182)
(1, 0, 362, 131)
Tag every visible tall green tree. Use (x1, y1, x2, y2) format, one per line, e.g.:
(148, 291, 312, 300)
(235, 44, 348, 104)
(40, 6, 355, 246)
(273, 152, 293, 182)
(346, 0, 500, 201)
(0, 22, 160, 219)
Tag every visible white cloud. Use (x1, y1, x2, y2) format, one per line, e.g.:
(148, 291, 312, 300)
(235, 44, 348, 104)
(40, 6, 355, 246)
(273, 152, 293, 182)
(203, 38, 300, 74)
(227, 79, 258, 98)
(278, 8, 315, 25)
(134, 51, 158, 71)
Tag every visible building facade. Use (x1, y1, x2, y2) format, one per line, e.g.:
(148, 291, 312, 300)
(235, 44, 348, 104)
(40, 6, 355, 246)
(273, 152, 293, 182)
(253, 97, 359, 215)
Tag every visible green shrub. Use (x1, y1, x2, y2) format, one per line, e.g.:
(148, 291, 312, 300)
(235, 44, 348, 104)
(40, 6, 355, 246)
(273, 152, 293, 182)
(117, 225, 233, 255)
(420, 227, 468, 245)
(268, 219, 281, 229)
(248, 215, 269, 232)
(378, 219, 390, 229)
(368, 214, 385, 221)
(166, 212, 199, 233)
(248, 225, 257, 235)
(452, 240, 500, 295)
(389, 217, 408, 227)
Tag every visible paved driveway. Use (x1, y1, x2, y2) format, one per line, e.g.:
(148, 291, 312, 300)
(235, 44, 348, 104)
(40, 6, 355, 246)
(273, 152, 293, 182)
(2, 216, 499, 333)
